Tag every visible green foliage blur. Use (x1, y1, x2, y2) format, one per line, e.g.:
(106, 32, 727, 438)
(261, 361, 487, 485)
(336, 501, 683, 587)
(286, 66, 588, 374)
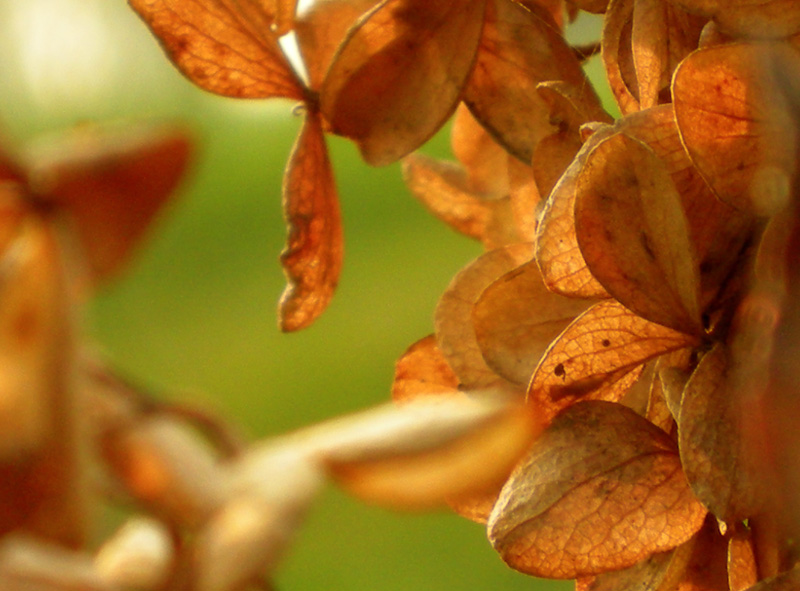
(0, 2, 606, 589)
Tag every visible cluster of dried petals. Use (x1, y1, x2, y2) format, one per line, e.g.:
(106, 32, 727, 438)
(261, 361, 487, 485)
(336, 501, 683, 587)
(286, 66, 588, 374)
(128, 0, 606, 331)
(122, 0, 800, 589)
(389, 2, 800, 591)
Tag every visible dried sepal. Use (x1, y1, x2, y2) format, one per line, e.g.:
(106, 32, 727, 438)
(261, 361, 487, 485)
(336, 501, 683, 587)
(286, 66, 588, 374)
(279, 391, 538, 509)
(488, 401, 706, 579)
(631, 0, 705, 110)
(401, 154, 512, 247)
(279, 111, 343, 332)
(582, 525, 700, 591)
(644, 369, 675, 433)
(451, 104, 511, 197)
(534, 125, 615, 299)
(463, 0, 590, 163)
(320, 0, 486, 165)
(391, 335, 460, 402)
(24, 123, 192, 282)
(94, 517, 174, 591)
(472, 259, 592, 386)
(532, 81, 612, 202)
(678, 343, 764, 523)
(128, 0, 305, 99)
(391, 337, 500, 522)
(666, 0, 800, 39)
(294, 0, 381, 90)
(573, 133, 702, 334)
(326, 397, 537, 509)
(528, 300, 698, 425)
(672, 42, 800, 216)
(728, 527, 758, 591)
(435, 243, 536, 389)
(603, 0, 639, 115)
(507, 157, 540, 242)
(622, 105, 754, 306)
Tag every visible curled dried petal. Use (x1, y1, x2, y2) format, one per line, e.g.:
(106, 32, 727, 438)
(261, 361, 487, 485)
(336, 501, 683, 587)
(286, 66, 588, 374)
(574, 133, 702, 334)
(279, 111, 343, 331)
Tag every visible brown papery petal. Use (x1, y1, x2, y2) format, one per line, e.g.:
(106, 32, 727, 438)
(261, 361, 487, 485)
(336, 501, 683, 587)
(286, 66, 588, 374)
(534, 125, 615, 299)
(435, 243, 536, 389)
(532, 81, 612, 201)
(631, 0, 705, 110)
(584, 517, 730, 591)
(508, 157, 540, 242)
(488, 401, 706, 579)
(472, 259, 592, 386)
(673, 42, 800, 216)
(463, 0, 590, 163)
(728, 528, 758, 591)
(320, 0, 486, 166)
(625, 105, 753, 307)
(451, 104, 510, 197)
(128, 0, 304, 99)
(295, 0, 381, 90)
(25, 124, 191, 282)
(401, 154, 492, 243)
(603, 0, 639, 115)
(632, 0, 669, 110)
(390, 335, 498, 522)
(678, 343, 764, 523)
(401, 151, 520, 249)
(574, 133, 702, 334)
(279, 111, 343, 331)
(283, 392, 539, 509)
(528, 300, 698, 425)
(666, 0, 800, 39)
(391, 335, 460, 403)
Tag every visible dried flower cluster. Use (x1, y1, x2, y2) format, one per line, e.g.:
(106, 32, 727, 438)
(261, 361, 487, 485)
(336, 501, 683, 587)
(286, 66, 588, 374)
(4, 0, 800, 590)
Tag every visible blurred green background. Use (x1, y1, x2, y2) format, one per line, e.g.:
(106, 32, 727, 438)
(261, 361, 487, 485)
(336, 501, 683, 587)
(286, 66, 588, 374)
(0, 2, 607, 589)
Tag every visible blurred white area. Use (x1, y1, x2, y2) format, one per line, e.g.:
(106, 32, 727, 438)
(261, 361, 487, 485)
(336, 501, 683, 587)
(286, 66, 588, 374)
(9, 0, 118, 111)
(0, 0, 188, 138)
(0, 0, 294, 136)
